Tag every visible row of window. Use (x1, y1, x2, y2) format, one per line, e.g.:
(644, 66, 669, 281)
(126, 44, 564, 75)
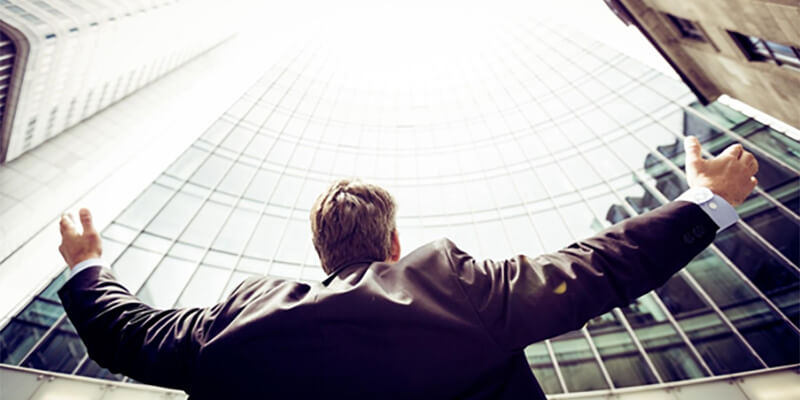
(667, 14, 800, 70)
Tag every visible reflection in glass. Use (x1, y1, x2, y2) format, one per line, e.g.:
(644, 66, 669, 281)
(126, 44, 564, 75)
(76, 358, 123, 381)
(550, 331, 608, 391)
(684, 251, 800, 367)
(713, 225, 800, 329)
(22, 319, 86, 373)
(0, 300, 63, 364)
(525, 342, 562, 394)
(655, 273, 762, 373)
(621, 295, 708, 381)
(585, 312, 658, 387)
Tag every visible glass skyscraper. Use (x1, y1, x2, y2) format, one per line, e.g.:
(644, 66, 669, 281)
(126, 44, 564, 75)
(0, 11, 798, 397)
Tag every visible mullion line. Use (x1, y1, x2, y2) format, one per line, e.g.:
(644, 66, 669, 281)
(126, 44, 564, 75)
(45, 50, 311, 379)
(206, 46, 332, 300)
(510, 22, 720, 377)
(500, 26, 688, 382)
(543, 27, 800, 281)
(462, 36, 620, 390)
(261, 52, 341, 279)
(159, 46, 324, 307)
(528, 28, 787, 367)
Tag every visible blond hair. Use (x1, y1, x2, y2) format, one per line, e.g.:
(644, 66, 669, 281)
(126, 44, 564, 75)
(310, 179, 396, 273)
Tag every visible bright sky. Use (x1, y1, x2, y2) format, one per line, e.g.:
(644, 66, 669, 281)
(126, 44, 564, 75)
(236, 0, 798, 134)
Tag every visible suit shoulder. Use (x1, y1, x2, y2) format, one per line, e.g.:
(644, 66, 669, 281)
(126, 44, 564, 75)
(397, 238, 465, 272)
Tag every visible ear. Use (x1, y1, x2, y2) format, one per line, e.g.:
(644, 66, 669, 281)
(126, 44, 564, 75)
(389, 229, 401, 262)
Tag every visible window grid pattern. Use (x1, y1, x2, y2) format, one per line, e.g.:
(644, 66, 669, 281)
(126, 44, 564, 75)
(1, 19, 798, 394)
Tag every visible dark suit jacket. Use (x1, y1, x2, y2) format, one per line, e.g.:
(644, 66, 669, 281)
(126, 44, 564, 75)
(58, 201, 718, 399)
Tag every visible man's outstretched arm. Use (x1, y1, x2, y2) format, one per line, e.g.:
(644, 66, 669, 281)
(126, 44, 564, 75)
(450, 137, 759, 349)
(56, 209, 235, 391)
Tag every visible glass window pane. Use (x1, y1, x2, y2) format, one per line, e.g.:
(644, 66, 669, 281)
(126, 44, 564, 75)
(213, 207, 260, 254)
(714, 224, 800, 328)
(190, 154, 234, 188)
(503, 214, 544, 256)
(112, 246, 163, 293)
(146, 191, 204, 238)
(76, 358, 123, 381)
(116, 184, 174, 230)
(221, 125, 256, 153)
(245, 214, 286, 259)
(137, 257, 197, 309)
(271, 174, 303, 207)
(0, 299, 63, 364)
(176, 265, 229, 308)
(22, 319, 86, 373)
(550, 331, 609, 391)
(165, 147, 207, 180)
(586, 312, 658, 387)
(561, 156, 602, 188)
(244, 169, 279, 202)
(525, 342, 562, 394)
(739, 192, 799, 266)
(530, 210, 571, 252)
(746, 126, 800, 172)
(39, 269, 69, 303)
(536, 164, 574, 196)
(655, 273, 762, 374)
(621, 294, 708, 381)
(179, 200, 230, 247)
(275, 218, 311, 263)
(685, 250, 800, 366)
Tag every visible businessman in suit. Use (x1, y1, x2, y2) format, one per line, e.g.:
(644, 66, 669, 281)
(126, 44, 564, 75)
(57, 137, 758, 399)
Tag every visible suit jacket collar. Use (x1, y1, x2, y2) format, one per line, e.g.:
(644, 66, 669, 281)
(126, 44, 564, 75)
(321, 259, 377, 286)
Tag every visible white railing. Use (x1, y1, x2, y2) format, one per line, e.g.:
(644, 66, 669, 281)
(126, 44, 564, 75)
(1, 363, 798, 399)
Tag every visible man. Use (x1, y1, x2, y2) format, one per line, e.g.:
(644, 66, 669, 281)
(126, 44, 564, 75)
(58, 137, 758, 399)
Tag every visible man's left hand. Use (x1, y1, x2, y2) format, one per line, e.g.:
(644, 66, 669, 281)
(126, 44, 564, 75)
(59, 208, 103, 269)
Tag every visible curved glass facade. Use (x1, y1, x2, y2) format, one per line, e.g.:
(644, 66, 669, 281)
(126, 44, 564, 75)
(1, 16, 798, 394)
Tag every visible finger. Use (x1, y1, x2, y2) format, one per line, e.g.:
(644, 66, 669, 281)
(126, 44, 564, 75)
(683, 136, 703, 167)
(750, 176, 759, 188)
(79, 208, 96, 234)
(741, 152, 758, 174)
(60, 214, 77, 236)
(721, 143, 744, 160)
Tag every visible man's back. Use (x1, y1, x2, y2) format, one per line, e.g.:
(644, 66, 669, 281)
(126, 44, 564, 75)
(191, 239, 544, 398)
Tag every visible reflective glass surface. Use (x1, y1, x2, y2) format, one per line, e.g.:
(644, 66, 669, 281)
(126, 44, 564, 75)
(1, 14, 798, 393)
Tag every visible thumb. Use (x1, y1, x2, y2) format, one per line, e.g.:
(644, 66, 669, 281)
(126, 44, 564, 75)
(79, 208, 96, 234)
(683, 136, 703, 169)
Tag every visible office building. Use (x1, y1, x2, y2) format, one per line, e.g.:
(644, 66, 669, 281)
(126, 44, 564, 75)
(604, 0, 800, 129)
(0, 0, 240, 163)
(0, 5, 798, 399)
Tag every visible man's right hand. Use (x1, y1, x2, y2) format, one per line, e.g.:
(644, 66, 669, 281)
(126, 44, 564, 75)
(59, 208, 103, 269)
(683, 136, 759, 207)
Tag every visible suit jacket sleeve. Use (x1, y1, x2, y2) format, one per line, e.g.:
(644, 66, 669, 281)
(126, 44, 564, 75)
(57, 268, 258, 391)
(447, 201, 719, 350)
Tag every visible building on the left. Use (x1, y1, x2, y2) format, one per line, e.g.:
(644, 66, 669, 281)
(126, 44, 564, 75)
(0, 0, 242, 164)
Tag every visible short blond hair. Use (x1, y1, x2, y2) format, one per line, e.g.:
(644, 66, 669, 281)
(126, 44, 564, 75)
(310, 179, 396, 273)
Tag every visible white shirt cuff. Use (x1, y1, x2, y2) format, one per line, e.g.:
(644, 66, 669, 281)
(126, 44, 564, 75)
(676, 187, 739, 232)
(67, 258, 109, 282)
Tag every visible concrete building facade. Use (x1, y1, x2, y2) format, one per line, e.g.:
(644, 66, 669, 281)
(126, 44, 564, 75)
(0, 0, 241, 163)
(606, 0, 800, 129)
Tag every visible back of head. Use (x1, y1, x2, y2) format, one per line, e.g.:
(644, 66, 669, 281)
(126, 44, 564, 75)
(310, 179, 397, 273)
